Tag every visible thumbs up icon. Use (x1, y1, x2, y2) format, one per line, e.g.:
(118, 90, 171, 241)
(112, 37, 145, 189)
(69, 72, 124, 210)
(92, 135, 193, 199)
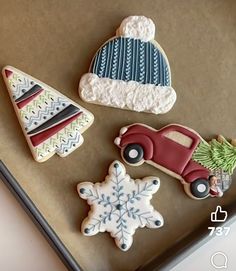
(211, 206, 228, 223)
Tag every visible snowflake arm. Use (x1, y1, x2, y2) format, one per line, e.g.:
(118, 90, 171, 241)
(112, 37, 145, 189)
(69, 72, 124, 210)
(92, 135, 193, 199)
(77, 161, 164, 251)
(77, 182, 99, 204)
(127, 177, 160, 203)
(77, 182, 113, 207)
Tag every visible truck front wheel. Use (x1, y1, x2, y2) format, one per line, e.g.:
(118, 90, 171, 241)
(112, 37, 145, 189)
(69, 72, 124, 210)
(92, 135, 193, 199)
(190, 179, 210, 199)
(122, 144, 144, 165)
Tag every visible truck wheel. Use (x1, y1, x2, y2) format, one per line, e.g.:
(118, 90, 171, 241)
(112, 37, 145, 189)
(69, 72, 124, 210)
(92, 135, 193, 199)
(123, 144, 144, 165)
(190, 179, 210, 198)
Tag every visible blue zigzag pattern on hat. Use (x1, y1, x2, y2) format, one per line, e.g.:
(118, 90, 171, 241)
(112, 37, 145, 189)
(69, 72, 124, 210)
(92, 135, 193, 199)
(91, 37, 170, 86)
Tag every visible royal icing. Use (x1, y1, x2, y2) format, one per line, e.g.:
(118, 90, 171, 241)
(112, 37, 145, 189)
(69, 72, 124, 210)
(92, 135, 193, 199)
(80, 74, 176, 114)
(79, 15, 176, 115)
(2, 66, 94, 162)
(192, 137, 236, 175)
(91, 37, 170, 86)
(77, 160, 164, 251)
(114, 123, 234, 200)
(118, 16, 155, 42)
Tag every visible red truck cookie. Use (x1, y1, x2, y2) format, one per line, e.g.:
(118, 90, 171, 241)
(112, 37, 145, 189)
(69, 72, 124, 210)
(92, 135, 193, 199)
(114, 123, 235, 200)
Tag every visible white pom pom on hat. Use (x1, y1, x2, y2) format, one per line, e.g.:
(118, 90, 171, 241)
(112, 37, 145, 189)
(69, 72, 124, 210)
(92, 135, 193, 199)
(117, 16, 156, 42)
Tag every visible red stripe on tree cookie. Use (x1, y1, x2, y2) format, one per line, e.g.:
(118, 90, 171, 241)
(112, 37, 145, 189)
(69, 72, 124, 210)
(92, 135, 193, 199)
(27, 104, 81, 135)
(17, 89, 43, 109)
(30, 112, 82, 147)
(4, 69, 13, 78)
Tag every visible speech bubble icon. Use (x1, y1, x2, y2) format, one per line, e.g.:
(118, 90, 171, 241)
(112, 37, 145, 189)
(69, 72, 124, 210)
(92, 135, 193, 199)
(210, 252, 228, 269)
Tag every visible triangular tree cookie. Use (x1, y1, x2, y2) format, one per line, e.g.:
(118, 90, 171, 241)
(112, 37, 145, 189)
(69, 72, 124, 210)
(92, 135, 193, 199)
(2, 66, 94, 162)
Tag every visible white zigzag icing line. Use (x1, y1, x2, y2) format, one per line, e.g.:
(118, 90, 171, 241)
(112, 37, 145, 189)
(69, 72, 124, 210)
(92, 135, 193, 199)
(153, 48, 159, 85)
(139, 41, 145, 83)
(125, 38, 132, 81)
(99, 46, 107, 77)
(111, 38, 119, 79)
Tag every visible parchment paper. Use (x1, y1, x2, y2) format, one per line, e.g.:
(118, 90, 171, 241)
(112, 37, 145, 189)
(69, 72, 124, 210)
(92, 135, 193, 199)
(0, 1, 235, 270)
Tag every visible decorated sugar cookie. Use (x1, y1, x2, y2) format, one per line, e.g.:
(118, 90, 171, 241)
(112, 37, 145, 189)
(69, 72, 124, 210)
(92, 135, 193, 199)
(2, 66, 94, 162)
(114, 124, 235, 200)
(77, 160, 164, 251)
(79, 16, 176, 114)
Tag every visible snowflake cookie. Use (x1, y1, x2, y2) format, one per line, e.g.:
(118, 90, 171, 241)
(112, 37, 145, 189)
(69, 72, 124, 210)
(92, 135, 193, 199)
(77, 160, 164, 251)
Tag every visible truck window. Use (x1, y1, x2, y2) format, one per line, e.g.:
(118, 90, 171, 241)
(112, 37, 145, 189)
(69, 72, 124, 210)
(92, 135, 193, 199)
(164, 131, 193, 148)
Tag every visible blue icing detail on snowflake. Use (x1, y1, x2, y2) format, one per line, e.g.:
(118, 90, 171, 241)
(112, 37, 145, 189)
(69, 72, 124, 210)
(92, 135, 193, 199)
(90, 37, 170, 87)
(78, 161, 164, 251)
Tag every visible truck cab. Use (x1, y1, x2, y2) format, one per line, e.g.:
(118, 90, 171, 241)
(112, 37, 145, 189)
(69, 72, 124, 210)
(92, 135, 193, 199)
(115, 124, 211, 199)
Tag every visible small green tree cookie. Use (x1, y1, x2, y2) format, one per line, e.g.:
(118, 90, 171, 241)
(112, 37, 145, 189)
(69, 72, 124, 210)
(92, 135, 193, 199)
(192, 136, 236, 174)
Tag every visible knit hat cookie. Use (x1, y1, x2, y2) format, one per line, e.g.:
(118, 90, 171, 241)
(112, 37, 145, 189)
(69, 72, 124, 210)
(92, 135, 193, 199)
(2, 66, 94, 162)
(79, 16, 176, 114)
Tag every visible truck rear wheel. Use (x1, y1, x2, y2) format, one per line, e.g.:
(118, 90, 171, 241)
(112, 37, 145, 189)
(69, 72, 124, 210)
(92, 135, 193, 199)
(122, 144, 144, 165)
(190, 179, 210, 198)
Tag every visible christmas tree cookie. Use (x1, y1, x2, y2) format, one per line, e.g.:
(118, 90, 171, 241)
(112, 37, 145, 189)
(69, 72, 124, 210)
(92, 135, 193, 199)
(2, 66, 94, 162)
(77, 160, 164, 251)
(79, 15, 176, 114)
(192, 135, 236, 175)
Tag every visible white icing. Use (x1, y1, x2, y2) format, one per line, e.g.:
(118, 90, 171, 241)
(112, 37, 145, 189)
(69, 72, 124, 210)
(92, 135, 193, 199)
(34, 115, 87, 161)
(6, 68, 71, 133)
(197, 184, 207, 193)
(77, 160, 163, 251)
(118, 16, 155, 42)
(114, 137, 121, 146)
(120, 127, 128, 135)
(79, 73, 176, 114)
(210, 186, 223, 197)
(2, 66, 94, 162)
(5, 70, 33, 100)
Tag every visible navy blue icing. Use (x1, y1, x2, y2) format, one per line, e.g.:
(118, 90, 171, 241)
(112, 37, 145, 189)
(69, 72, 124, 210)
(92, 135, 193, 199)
(15, 84, 42, 103)
(90, 37, 170, 86)
(27, 104, 80, 135)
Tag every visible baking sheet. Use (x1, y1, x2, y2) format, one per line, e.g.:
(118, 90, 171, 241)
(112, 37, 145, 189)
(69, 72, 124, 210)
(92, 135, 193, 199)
(0, 1, 236, 270)
(0, 161, 78, 271)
